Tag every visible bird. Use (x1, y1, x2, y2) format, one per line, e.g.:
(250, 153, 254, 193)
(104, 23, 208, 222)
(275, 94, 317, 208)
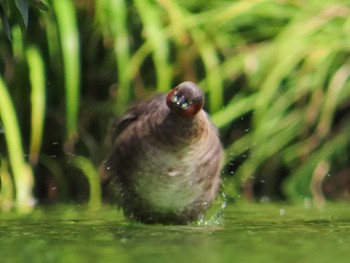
(101, 81, 223, 224)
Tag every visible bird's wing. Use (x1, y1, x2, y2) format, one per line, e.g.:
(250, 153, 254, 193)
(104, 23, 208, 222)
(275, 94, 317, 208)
(110, 94, 165, 142)
(110, 113, 138, 142)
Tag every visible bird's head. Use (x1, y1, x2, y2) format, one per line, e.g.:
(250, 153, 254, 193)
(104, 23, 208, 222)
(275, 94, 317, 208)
(166, 82, 204, 118)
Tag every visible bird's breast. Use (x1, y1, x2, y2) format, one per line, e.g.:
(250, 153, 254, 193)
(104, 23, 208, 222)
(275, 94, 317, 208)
(131, 145, 205, 213)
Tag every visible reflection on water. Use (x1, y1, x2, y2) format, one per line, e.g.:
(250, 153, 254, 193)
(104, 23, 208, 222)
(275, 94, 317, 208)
(0, 203, 349, 263)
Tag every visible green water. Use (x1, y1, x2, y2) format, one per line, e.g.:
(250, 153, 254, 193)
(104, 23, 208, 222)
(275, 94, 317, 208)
(0, 203, 349, 263)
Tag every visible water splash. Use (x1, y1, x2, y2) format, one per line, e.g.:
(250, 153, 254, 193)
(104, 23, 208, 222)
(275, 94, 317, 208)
(196, 192, 227, 226)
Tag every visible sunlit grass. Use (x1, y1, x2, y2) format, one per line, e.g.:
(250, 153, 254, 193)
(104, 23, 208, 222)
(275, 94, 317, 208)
(27, 47, 46, 165)
(0, 161, 15, 211)
(134, 0, 172, 93)
(0, 77, 35, 211)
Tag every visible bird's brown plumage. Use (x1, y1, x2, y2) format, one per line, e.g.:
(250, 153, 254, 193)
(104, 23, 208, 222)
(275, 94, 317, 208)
(102, 82, 223, 224)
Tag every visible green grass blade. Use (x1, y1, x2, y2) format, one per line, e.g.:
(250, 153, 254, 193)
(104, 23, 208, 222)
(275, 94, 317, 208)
(198, 37, 223, 113)
(11, 25, 24, 58)
(112, 0, 131, 112)
(211, 94, 257, 129)
(283, 123, 350, 200)
(0, 77, 35, 211)
(40, 155, 69, 201)
(53, 0, 80, 146)
(316, 63, 350, 137)
(0, 161, 15, 211)
(43, 10, 61, 67)
(72, 156, 101, 209)
(26, 47, 46, 165)
(134, 0, 172, 92)
(15, 0, 29, 28)
(97, 0, 132, 113)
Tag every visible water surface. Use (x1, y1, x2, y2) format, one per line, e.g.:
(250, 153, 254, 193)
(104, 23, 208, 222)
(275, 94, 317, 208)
(0, 203, 349, 263)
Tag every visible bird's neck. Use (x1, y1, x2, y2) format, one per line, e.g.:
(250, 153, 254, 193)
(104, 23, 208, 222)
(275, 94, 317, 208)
(155, 110, 206, 146)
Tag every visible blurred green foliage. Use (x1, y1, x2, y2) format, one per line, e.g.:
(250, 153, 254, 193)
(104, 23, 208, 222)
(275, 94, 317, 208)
(0, 0, 349, 211)
(0, 0, 48, 40)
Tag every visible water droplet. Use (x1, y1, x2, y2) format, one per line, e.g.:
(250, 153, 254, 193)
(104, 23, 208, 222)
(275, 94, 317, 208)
(221, 201, 227, 209)
(181, 102, 189, 109)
